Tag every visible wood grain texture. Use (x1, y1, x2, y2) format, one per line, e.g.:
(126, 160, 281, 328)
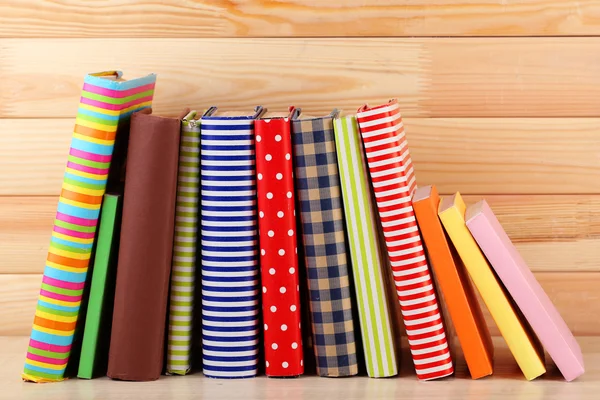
(463, 195, 600, 242)
(0, 275, 38, 337)
(0, 197, 54, 275)
(1, 273, 598, 336)
(3, 38, 600, 118)
(2, 4, 598, 393)
(1, 195, 598, 274)
(0, 120, 71, 196)
(409, 118, 600, 195)
(2, 1, 600, 38)
(3, 118, 600, 195)
(480, 273, 600, 337)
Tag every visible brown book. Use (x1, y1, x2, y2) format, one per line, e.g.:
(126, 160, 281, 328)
(107, 110, 181, 381)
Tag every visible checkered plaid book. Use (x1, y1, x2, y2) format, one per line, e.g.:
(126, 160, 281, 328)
(291, 111, 358, 377)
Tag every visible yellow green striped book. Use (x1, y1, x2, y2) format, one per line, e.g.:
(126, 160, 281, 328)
(333, 115, 398, 378)
(166, 111, 201, 375)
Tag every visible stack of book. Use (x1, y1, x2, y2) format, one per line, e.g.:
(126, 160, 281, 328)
(23, 71, 584, 384)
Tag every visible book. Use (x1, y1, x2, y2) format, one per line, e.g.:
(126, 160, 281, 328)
(23, 71, 156, 383)
(356, 100, 453, 380)
(255, 109, 304, 377)
(438, 192, 546, 381)
(291, 110, 359, 377)
(77, 194, 121, 379)
(466, 200, 584, 381)
(412, 186, 493, 379)
(166, 111, 201, 375)
(107, 111, 181, 381)
(199, 107, 264, 379)
(333, 114, 398, 378)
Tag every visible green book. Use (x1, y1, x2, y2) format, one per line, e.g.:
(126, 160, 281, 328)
(77, 194, 121, 379)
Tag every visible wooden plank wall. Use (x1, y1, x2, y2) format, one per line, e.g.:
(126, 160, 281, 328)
(1, 1, 599, 336)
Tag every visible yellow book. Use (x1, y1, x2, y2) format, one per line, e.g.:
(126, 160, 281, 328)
(438, 193, 545, 381)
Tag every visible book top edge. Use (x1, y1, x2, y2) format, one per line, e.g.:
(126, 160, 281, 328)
(465, 199, 488, 225)
(413, 185, 433, 203)
(84, 71, 157, 91)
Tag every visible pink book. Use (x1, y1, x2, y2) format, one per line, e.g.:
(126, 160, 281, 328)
(466, 200, 584, 381)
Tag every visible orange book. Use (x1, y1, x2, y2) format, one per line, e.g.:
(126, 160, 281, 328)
(413, 185, 493, 379)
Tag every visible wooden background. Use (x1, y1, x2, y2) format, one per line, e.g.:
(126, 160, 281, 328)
(1, 0, 599, 337)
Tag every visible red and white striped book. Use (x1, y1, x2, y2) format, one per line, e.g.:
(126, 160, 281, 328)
(356, 99, 453, 380)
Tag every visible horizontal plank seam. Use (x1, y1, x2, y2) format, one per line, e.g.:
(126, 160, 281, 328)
(6, 115, 600, 120)
(3, 194, 600, 198)
(0, 194, 600, 199)
(5, 194, 600, 198)
(6, 35, 600, 39)
(0, 271, 586, 275)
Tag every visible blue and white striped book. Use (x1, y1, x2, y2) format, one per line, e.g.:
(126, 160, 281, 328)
(199, 107, 264, 379)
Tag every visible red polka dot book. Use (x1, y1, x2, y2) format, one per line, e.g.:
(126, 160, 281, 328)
(254, 109, 304, 377)
(22, 70, 583, 383)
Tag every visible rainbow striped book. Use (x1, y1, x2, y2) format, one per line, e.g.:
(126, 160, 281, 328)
(23, 71, 156, 383)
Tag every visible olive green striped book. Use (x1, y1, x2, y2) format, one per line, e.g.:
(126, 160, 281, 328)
(77, 194, 121, 379)
(166, 111, 201, 375)
(333, 115, 398, 378)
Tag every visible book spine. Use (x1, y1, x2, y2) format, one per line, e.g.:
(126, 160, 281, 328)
(466, 200, 584, 381)
(333, 115, 398, 378)
(291, 116, 358, 377)
(255, 117, 304, 377)
(77, 194, 121, 379)
(107, 112, 180, 381)
(356, 100, 453, 381)
(412, 187, 493, 379)
(166, 115, 201, 375)
(200, 116, 260, 379)
(23, 71, 156, 383)
(438, 193, 546, 381)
